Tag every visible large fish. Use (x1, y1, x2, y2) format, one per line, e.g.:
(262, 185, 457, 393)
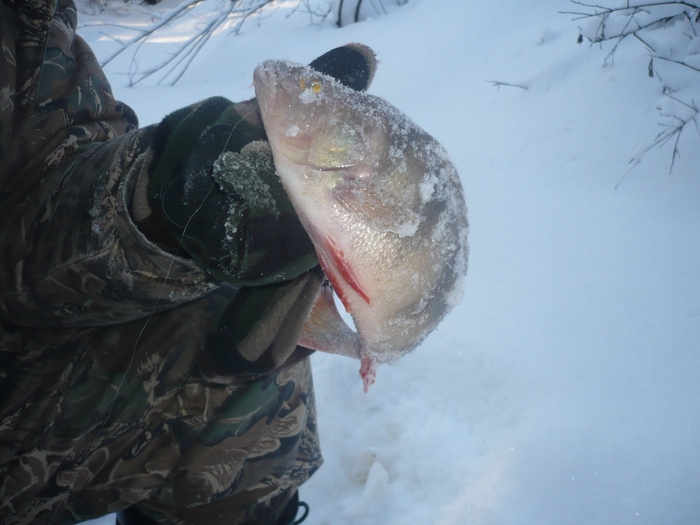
(254, 57, 469, 390)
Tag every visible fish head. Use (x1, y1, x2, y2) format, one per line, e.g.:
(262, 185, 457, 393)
(253, 60, 390, 181)
(254, 59, 469, 365)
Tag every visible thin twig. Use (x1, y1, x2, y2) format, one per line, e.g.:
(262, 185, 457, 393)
(652, 54, 700, 73)
(565, 0, 700, 178)
(486, 80, 528, 90)
(621, 92, 699, 181)
(99, 0, 204, 68)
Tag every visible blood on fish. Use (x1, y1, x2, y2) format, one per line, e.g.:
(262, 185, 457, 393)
(314, 246, 352, 313)
(326, 235, 372, 305)
(360, 353, 377, 393)
(316, 233, 372, 310)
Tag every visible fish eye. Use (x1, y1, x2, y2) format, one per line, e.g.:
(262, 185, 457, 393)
(299, 77, 323, 93)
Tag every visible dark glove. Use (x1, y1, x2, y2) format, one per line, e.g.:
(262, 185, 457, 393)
(143, 44, 377, 286)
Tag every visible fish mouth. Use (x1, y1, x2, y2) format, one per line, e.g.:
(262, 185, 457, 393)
(253, 62, 286, 117)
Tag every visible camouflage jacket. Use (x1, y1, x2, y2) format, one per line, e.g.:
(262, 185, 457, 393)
(0, 1, 323, 523)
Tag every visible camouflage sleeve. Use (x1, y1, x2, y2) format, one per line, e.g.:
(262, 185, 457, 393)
(0, 279, 323, 525)
(0, 0, 222, 327)
(0, 0, 318, 328)
(1, 125, 224, 328)
(0, 5, 324, 524)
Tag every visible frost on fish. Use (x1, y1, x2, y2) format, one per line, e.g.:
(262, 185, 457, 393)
(254, 58, 468, 383)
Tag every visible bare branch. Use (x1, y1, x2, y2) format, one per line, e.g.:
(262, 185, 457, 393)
(566, 1, 700, 178)
(90, 1, 398, 82)
(99, 0, 204, 68)
(486, 80, 528, 90)
(623, 92, 698, 179)
(652, 54, 700, 73)
(96, 0, 280, 85)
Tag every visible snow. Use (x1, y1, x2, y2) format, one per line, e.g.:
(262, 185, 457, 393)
(213, 149, 278, 217)
(78, 0, 700, 524)
(299, 86, 321, 104)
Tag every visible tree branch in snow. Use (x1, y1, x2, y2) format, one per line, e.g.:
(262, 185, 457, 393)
(486, 80, 528, 90)
(565, 1, 700, 175)
(336, 0, 409, 27)
(82, 0, 334, 86)
(116, 0, 277, 86)
(563, 1, 698, 66)
(80, 0, 408, 84)
(619, 91, 699, 186)
(652, 54, 700, 73)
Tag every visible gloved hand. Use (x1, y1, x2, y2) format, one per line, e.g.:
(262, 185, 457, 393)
(143, 44, 377, 286)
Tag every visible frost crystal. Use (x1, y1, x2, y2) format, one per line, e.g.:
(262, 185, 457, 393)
(419, 173, 438, 203)
(299, 88, 318, 104)
(394, 220, 419, 238)
(212, 150, 278, 219)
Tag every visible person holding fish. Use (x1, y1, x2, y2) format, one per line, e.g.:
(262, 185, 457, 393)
(0, 1, 468, 525)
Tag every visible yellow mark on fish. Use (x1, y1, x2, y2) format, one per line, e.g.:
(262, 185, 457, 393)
(299, 77, 322, 93)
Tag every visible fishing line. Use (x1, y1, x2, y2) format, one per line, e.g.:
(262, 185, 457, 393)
(48, 107, 256, 524)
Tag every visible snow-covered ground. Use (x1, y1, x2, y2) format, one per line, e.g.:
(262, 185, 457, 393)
(80, 1, 700, 524)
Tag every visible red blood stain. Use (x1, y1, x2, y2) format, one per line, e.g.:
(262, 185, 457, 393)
(360, 354, 377, 393)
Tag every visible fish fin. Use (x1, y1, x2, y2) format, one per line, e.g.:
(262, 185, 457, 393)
(299, 284, 362, 360)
